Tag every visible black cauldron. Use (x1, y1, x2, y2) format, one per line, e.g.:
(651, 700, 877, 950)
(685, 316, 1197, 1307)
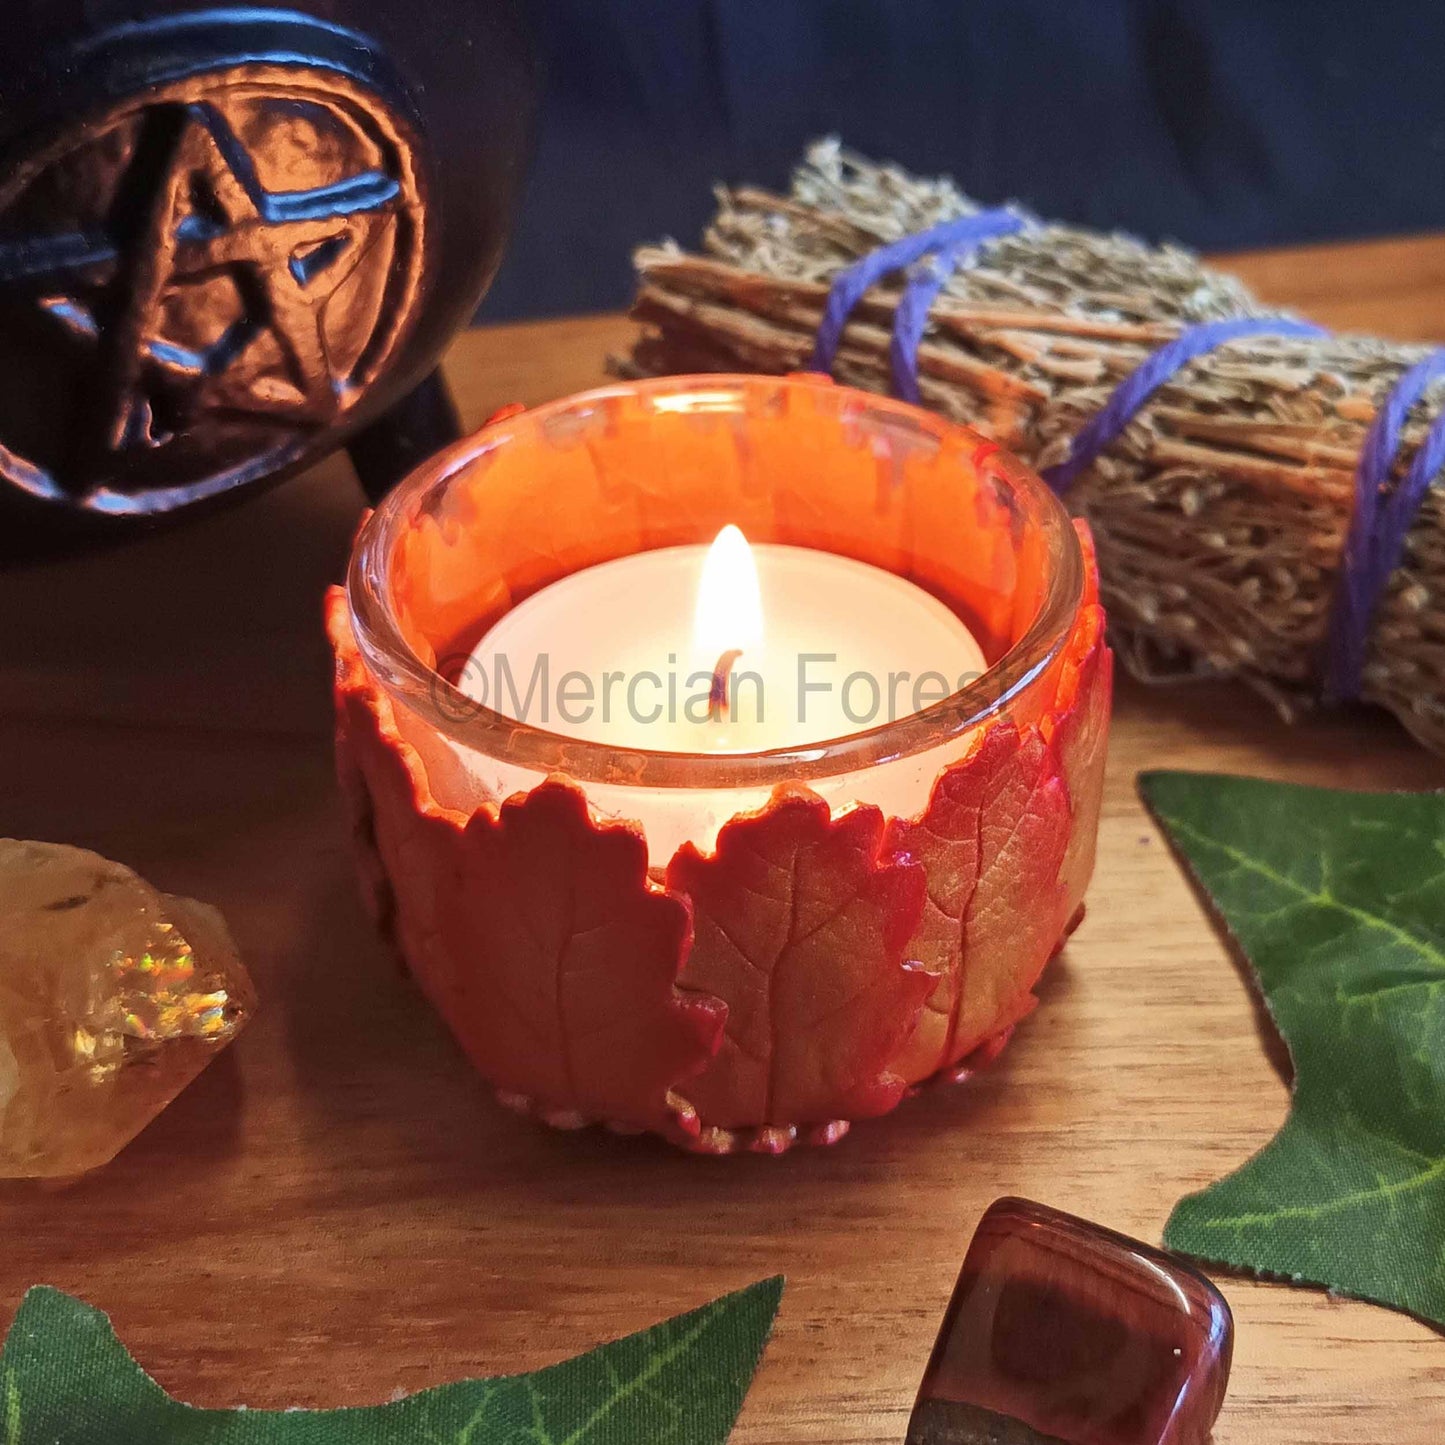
(0, 1, 536, 544)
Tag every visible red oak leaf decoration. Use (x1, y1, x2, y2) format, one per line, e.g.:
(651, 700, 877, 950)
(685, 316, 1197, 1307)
(326, 590, 725, 1136)
(324, 512, 1111, 1150)
(666, 791, 933, 1143)
(883, 722, 1071, 1083)
(1046, 521, 1114, 935)
(881, 521, 1112, 1087)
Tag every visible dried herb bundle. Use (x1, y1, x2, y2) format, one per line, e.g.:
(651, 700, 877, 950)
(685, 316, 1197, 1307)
(617, 139, 1445, 752)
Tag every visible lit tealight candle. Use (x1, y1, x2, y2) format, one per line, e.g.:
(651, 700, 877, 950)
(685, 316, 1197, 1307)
(464, 525, 988, 752)
(335, 374, 1109, 1147)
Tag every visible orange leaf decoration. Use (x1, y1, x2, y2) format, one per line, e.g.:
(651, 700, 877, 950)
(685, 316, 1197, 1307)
(324, 506, 1111, 1153)
(881, 521, 1112, 1087)
(666, 792, 933, 1147)
(327, 591, 725, 1137)
(1046, 521, 1115, 936)
(884, 724, 1071, 1084)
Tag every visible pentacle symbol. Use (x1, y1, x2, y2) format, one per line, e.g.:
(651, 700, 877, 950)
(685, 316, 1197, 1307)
(0, 64, 424, 513)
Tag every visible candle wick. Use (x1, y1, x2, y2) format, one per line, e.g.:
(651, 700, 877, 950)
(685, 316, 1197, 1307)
(709, 648, 745, 721)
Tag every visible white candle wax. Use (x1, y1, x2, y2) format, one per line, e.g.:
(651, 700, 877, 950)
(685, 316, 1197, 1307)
(425, 528, 993, 862)
(462, 530, 987, 752)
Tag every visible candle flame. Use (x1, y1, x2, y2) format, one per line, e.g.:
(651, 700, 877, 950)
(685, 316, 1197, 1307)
(694, 524, 764, 658)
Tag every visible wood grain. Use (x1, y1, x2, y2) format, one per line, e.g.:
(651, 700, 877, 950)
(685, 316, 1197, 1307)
(1219, 232, 1445, 340)
(3, 250, 1445, 1445)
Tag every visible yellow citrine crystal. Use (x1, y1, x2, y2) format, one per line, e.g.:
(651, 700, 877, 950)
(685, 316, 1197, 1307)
(0, 839, 256, 1179)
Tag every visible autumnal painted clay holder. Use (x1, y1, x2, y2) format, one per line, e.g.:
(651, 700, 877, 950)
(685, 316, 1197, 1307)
(327, 374, 1111, 1154)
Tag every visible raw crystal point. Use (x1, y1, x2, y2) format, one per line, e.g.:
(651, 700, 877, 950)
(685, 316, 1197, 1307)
(908, 1198, 1233, 1445)
(0, 840, 255, 1180)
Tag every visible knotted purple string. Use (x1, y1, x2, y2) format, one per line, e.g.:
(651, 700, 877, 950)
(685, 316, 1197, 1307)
(1038, 316, 1330, 494)
(810, 209, 1025, 391)
(815, 223, 1445, 706)
(890, 238, 980, 403)
(1326, 348, 1445, 700)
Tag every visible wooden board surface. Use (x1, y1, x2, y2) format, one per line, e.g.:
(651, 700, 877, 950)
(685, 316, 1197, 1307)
(4, 237, 1445, 1444)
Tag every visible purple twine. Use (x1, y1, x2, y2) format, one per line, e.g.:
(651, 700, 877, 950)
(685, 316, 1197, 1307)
(1038, 316, 1329, 494)
(1326, 348, 1445, 700)
(890, 238, 974, 404)
(809, 209, 1025, 391)
(815, 221, 1445, 707)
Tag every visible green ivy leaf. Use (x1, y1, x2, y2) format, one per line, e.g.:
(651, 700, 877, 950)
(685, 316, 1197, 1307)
(0, 1279, 782, 1445)
(1140, 770, 1445, 1327)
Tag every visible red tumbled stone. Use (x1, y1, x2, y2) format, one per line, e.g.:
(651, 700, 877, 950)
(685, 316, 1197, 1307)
(907, 1198, 1233, 1445)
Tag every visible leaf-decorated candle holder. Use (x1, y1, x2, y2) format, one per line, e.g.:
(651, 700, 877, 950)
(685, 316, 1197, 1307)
(328, 374, 1111, 1153)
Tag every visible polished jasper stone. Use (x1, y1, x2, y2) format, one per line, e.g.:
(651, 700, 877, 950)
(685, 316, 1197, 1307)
(907, 1198, 1233, 1445)
(0, 839, 255, 1180)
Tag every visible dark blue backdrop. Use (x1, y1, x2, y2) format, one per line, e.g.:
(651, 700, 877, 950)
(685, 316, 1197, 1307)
(480, 0, 1445, 320)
